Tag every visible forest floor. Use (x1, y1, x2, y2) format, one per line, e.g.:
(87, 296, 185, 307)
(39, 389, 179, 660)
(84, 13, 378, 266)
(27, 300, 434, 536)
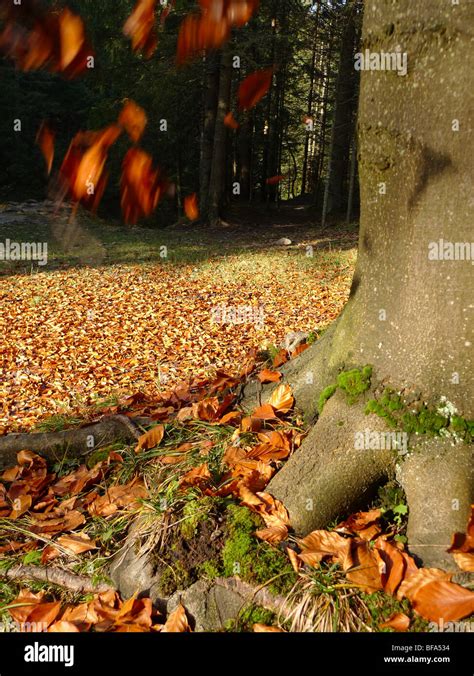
(1, 202, 472, 634)
(0, 201, 357, 432)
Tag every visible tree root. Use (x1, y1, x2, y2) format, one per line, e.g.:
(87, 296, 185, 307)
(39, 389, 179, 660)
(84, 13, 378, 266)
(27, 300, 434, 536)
(397, 436, 474, 571)
(266, 390, 397, 534)
(2, 564, 115, 594)
(0, 415, 142, 469)
(240, 320, 340, 419)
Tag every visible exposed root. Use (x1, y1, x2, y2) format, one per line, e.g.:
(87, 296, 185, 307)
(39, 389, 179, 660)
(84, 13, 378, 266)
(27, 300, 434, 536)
(2, 564, 115, 594)
(0, 415, 142, 468)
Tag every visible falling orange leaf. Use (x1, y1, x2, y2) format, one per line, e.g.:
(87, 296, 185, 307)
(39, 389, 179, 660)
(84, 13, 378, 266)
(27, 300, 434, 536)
(224, 111, 239, 129)
(36, 122, 55, 175)
(238, 69, 273, 111)
(123, 0, 158, 58)
(120, 147, 167, 224)
(266, 175, 285, 185)
(119, 100, 148, 143)
(184, 193, 199, 221)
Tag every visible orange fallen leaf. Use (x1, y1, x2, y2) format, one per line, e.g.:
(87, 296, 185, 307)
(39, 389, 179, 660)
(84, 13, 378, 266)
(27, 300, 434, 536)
(345, 539, 383, 593)
(380, 613, 410, 632)
(252, 403, 278, 420)
(410, 580, 474, 623)
(448, 505, 474, 572)
(253, 624, 285, 632)
(257, 369, 282, 383)
(162, 604, 190, 632)
(298, 530, 352, 569)
(268, 384, 294, 413)
(135, 425, 165, 453)
(57, 533, 97, 555)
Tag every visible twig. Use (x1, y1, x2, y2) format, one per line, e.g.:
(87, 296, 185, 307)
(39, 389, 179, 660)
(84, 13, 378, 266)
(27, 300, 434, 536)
(2, 564, 115, 594)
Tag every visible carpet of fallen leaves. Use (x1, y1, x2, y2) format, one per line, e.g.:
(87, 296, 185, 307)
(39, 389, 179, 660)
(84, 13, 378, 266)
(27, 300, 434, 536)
(0, 253, 353, 432)
(1, 363, 473, 632)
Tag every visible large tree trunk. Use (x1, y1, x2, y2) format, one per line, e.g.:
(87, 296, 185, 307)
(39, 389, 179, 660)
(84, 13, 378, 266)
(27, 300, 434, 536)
(244, 0, 473, 571)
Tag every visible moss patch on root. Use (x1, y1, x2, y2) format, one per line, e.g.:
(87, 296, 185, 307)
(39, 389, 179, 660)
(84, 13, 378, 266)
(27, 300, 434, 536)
(365, 390, 473, 442)
(318, 365, 373, 413)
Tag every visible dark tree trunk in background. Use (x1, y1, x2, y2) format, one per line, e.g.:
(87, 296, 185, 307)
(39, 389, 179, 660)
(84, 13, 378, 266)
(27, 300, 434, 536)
(326, 0, 359, 215)
(238, 111, 252, 201)
(200, 53, 220, 220)
(207, 49, 232, 225)
(244, 0, 474, 572)
(301, 2, 321, 196)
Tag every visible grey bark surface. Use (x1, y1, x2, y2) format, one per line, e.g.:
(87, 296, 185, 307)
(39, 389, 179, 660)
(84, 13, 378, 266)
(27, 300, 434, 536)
(244, 0, 474, 568)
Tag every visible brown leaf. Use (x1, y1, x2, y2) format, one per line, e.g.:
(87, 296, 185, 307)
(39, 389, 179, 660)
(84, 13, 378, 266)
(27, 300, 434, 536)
(36, 121, 55, 174)
(135, 425, 164, 453)
(238, 69, 273, 111)
(48, 621, 80, 632)
(184, 193, 199, 221)
(256, 523, 288, 544)
(57, 533, 97, 555)
(119, 100, 148, 143)
(120, 147, 167, 224)
(268, 384, 294, 413)
(253, 623, 285, 632)
(88, 479, 147, 517)
(380, 613, 410, 632)
(123, 0, 158, 58)
(224, 111, 239, 129)
(410, 579, 474, 623)
(345, 539, 383, 592)
(257, 369, 282, 383)
(298, 530, 352, 568)
(252, 404, 278, 420)
(162, 604, 190, 632)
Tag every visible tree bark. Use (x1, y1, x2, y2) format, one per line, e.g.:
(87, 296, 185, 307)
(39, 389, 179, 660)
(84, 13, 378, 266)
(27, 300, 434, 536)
(207, 49, 233, 225)
(245, 0, 474, 570)
(200, 53, 220, 219)
(325, 0, 359, 215)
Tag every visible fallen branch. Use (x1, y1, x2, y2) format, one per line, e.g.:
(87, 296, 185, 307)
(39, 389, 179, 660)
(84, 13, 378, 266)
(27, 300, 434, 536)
(0, 415, 142, 469)
(3, 564, 115, 594)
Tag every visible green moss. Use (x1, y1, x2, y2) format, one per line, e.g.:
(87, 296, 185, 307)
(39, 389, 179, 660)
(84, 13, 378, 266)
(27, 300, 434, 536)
(222, 505, 297, 595)
(318, 366, 372, 414)
(360, 592, 429, 632)
(366, 389, 473, 443)
(180, 496, 216, 540)
(197, 560, 222, 579)
(318, 384, 337, 413)
(225, 604, 277, 632)
(159, 561, 191, 597)
(336, 365, 372, 404)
